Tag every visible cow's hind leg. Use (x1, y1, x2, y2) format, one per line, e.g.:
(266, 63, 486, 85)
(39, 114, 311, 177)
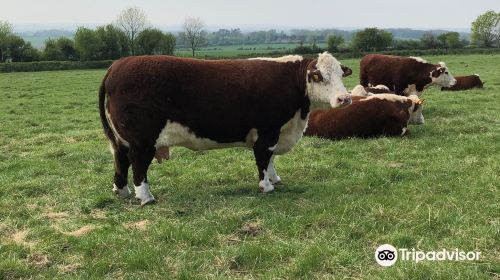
(253, 131, 280, 193)
(111, 144, 131, 197)
(129, 146, 156, 206)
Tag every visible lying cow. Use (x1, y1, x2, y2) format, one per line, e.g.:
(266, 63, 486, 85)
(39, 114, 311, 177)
(441, 74, 484, 91)
(360, 54, 457, 96)
(305, 94, 424, 139)
(351, 85, 392, 96)
(99, 53, 351, 205)
(351, 85, 424, 124)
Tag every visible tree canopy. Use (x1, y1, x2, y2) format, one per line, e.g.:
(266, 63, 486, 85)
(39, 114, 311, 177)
(351, 28, 393, 51)
(471, 11, 500, 47)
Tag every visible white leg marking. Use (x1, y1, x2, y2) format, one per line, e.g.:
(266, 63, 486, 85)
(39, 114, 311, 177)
(259, 170, 274, 193)
(134, 181, 155, 206)
(401, 127, 408, 136)
(112, 184, 131, 198)
(267, 156, 281, 185)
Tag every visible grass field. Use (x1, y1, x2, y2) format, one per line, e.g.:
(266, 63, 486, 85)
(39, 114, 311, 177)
(174, 43, 327, 58)
(0, 54, 499, 279)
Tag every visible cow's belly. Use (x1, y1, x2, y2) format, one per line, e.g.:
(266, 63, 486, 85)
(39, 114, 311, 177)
(155, 121, 258, 151)
(155, 110, 308, 155)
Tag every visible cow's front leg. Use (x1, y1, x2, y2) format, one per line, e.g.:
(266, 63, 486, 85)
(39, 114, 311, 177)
(129, 146, 156, 206)
(253, 131, 280, 193)
(267, 155, 281, 185)
(111, 144, 131, 198)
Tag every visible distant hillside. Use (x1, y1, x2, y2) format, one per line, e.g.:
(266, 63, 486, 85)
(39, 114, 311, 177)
(17, 27, 470, 49)
(384, 28, 470, 40)
(16, 30, 74, 48)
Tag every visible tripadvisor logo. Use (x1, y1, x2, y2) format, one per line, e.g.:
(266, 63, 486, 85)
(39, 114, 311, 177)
(375, 244, 481, 267)
(375, 244, 397, 267)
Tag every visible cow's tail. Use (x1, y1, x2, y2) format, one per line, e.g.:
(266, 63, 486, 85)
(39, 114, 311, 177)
(98, 70, 116, 149)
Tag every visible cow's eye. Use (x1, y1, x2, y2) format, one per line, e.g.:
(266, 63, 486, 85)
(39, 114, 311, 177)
(445, 72, 449, 75)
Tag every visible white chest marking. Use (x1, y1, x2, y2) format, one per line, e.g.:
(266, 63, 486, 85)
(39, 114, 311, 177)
(403, 84, 418, 96)
(274, 110, 309, 155)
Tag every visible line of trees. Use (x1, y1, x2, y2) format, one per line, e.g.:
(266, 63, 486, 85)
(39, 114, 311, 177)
(0, 9, 498, 63)
(297, 29, 469, 54)
(0, 7, 176, 62)
(0, 21, 41, 62)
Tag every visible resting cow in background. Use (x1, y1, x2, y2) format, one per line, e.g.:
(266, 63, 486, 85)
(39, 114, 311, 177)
(305, 94, 424, 140)
(360, 54, 457, 96)
(441, 74, 484, 91)
(99, 53, 351, 205)
(351, 85, 392, 96)
(351, 85, 424, 124)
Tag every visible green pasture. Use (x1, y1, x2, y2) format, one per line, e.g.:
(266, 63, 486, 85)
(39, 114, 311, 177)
(0, 54, 498, 279)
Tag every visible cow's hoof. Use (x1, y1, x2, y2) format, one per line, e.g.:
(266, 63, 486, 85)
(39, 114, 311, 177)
(135, 182, 155, 206)
(112, 184, 131, 198)
(136, 196, 156, 207)
(259, 181, 274, 193)
(270, 176, 282, 185)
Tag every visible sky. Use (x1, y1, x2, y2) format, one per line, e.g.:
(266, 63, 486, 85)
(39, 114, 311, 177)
(1, 0, 499, 31)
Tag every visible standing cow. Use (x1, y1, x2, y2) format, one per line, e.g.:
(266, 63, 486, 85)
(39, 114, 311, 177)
(360, 54, 457, 96)
(99, 53, 351, 205)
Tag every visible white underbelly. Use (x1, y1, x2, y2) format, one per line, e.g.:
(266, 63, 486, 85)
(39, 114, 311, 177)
(155, 121, 258, 151)
(155, 110, 308, 154)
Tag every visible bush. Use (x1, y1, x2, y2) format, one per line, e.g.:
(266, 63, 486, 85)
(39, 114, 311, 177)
(330, 48, 500, 59)
(351, 28, 393, 51)
(292, 42, 323, 54)
(0, 60, 113, 73)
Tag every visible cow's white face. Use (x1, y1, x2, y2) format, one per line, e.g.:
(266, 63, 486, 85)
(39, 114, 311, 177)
(306, 52, 351, 109)
(408, 95, 425, 125)
(431, 63, 457, 87)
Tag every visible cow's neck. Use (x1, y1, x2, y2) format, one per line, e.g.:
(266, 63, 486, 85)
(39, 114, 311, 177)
(413, 64, 435, 92)
(297, 59, 315, 119)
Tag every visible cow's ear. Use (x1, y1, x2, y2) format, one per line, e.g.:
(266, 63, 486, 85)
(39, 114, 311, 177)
(341, 65, 352, 77)
(431, 68, 442, 78)
(308, 70, 324, 83)
(413, 99, 424, 112)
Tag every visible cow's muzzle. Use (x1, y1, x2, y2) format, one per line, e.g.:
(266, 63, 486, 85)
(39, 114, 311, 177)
(332, 93, 352, 108)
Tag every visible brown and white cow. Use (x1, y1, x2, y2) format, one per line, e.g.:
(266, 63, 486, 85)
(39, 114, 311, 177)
(360, 54, 457, 96)
(441, 74, 484, 91)
(351, 85, 424, 124)
(305, 94, 423, 139)
(351, 84, 392, 96)
(99, 53, 351, 205)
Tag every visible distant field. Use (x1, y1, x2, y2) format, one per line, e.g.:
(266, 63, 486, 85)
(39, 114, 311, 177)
(175, 43, 327, 58)
(0, 54, 498, 279)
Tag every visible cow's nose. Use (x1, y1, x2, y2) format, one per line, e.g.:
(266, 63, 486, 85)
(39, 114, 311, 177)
(335, 94, 352, 108)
